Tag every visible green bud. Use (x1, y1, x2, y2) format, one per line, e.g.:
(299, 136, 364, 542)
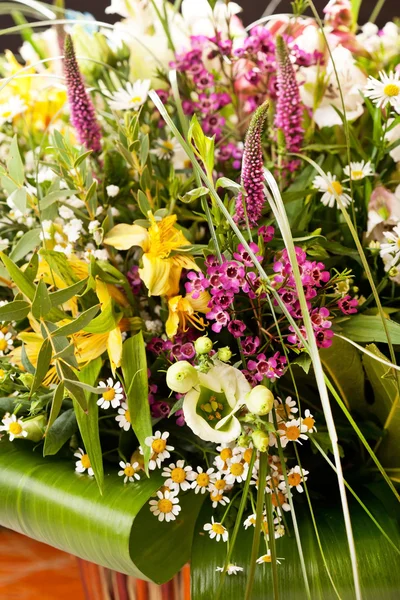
(166, 361, 199, 394)
(252, 429, 269, 453)
(22, 414, 47, 442)
(19, 373, 34, 389)
(218, 347, 232, 362)
(246, 385, 274, 416)
(389, 266, 398, 278)
(194, 336, 213, 355)
(237, 434, 251, 447)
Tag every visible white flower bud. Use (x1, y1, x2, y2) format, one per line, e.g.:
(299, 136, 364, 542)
(194, 336, 213, 355)
(218, 347, 232, 362)
(246, 385, 274, 416)
(166, 361, 199, 394)
(252, 429, 269, 453)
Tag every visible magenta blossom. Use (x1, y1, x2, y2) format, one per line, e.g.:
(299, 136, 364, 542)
(338, 295, 358, 315)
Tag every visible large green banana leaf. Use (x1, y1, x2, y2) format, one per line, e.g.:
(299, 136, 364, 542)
(0, 440, 204, 584)
(191, 494, 400, 599)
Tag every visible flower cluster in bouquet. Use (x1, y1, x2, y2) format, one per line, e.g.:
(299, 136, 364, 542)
(0, 0, 399, 594)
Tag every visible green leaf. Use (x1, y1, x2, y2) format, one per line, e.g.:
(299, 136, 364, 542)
(83, 302, 119, 334)
(40, 188, 79, 210)
(362, 344, 400, 469)
(10, 229, 41, 262)
(191, 497, 400, 599)
(178, 186, 209, 204)
(21, 343, 35, 374)
(137, 189, 151, 216)
(0, 300, 30, 322)
(291, 352, 312, 374)
(30, 338, 52, 395)
(320, 336, 366, 411)
(8, 187, 27, 213)
(0, 440, 204, 582)
(215, 177, 242, 194)
(31, 279, 52, 320)
(7, 136, 24, 186)
(49, 278, 88, 307)
(0, 252, 36, 300)
(39, 250, 80, 286)
(24, 252, 39, 283)
(121, 332, 152, 474)
(43, 408, 77, 456)
(188, 115, 214, 178)
(74, 357, 104, 492)
(46, 381, 65, 433)
(57, 362, 87, 412)
(337, 315, 400, 344)
(52, 305, 100, 337)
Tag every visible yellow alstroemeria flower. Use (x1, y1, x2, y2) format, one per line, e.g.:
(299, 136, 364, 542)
(166, 291, 211, 338)
(104, 212, 199, 297)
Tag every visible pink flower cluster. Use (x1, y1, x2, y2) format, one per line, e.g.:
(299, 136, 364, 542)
(273, 247, 334, 348)
(245, 351, 287, 385)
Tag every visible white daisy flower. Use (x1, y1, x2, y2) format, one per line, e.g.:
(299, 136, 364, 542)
(214, 442, 235, 472)
(118, 461, 140, 483)
(364, 71, 400, 110)
(216, 564, 243, 575)
(379, 224, 400, 269)
(151, 136, 180, 160)
(203, 517, 228, 542)
(162, 460, 194, 492)
(274, 396, 298, 423)
(0, 331, 13, 355)
(279, 465, 309, 493)
(279, 419, 309, 448)
(191, 466, 215, 494)
(145, 430, 174, 470)
(97, 378, 124, 409)
(256, 551, 282, 565)
(243, 514, 257, 530)
(343, 160, 374, 181)
(106, 184, 120, 197)
(149, 489, 181, 522)
(115, 402, 132, 431)
(313, 173, 352, 208)
(209, 490, 230, 508)
(301, 409, 317, 433)
(74, 447, 94, 476)
(209, 475, 230, 494)
(0, 95, 26, 125)
(108, 79, 151, 111)
(224, 455, 249, 485)
(0, 413, 28, 441)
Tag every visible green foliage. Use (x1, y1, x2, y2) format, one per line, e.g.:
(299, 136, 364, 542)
(338, 315, 400, 344)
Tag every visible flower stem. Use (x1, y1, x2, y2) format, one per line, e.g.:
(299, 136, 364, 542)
(265, 488, 279, 600)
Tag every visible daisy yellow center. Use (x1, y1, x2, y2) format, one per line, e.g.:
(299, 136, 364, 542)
(196, 473, 209, 487)
(351, 170, 364, 179)
(248, 516, 256, 526)
(330, 181, 343, 195)
(230, 462, 244, 477)
(81, 454, 91, 469)
(130, 95, 143, 103)
(0, 339, 8, 351)
(158, 499, 173, 513)
(1, 110, 12, 119)
(243, 448, 253, 463)
(163, 141, 174, 151)
(124, 410, 131, 423)
(1, 325, 8, 334)
(103, 388, 116, 401)
(271, 491, 286, 508)
(285, 425, 301, 441)
(171, 467, 186, 483)
(261, 554, 271, 563)
(288, 472, 302, 487)
(383, 83, 399, 97)
(397, 239, 400, 248)
(210, 492, 223, 503)
(9, 421, 22, 435)
(211, 523, 225, 535)
(303, 416, 315, 430)
(220, 448, 232, 461)
(124, 465, 135, 477)
(152, 438, 166, 453)
(214, 479, 226, 491)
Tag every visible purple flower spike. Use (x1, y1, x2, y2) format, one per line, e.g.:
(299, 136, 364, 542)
(274, 36, 304, 167)
(235, 101, 269, 228)
(64, 34, 102, 153)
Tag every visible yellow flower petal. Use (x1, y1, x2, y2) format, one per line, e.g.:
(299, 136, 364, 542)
(139, 254, 171, 297)
(104, 224, 149, 251)
(107, 327, 123, 374)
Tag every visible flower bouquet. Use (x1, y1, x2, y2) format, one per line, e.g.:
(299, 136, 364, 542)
(0, 0, 399, 598)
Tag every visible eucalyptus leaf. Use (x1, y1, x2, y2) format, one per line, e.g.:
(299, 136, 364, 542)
(52, 305, 100, 337)
(49, 278, 88, 307)
(7, 136, 24, 186)
(337, 315, 400, 344)
(83, 302, 119, 334)
(31, 279, 52, 320)
(40, 188, 79, 211)
(43, 408, 77, 456)
(8, 187, 27, 213)
(0, 299, 30, 322)
(46, 381, 65, 433)
(0, 252, 35, 300)
(57, 362, 87, 412)
(137, 189, 151, 216)
(40, 250, 80, 286)
(30, 338, 52, 395)
(9, 229, 41, 262)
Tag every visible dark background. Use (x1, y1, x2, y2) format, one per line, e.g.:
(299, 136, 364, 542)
(0, 0, 396, 52)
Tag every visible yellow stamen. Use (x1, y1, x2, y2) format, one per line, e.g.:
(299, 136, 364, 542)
(330, 180, 343, 195)
(158, 499, 173, 513)
(0, 339, 8, 352)
(288, 472, 302, 487)
(302, 416, 315, 430)
(9, 421, 22, 435)
(211, 523, 225, 535)
(170, 467, 186, 484)
(196, 473, 209, 487)
(124, 465, 135, 477)
(152, 438, 167, 454)
(383, 83, 399, 97)
(102, 388, 116, 402)
(285, 425, 301, 441)
(81, 454, 91, 469)
(230, 463, 244, 477)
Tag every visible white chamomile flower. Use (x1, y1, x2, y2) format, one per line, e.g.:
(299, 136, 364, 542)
(108, 79, 151, 111)
(191, 466, 215, 494)
(280, 465, 309, 493)
(97, 378, 124, 409)
(209, 490, 230, 508)
(343, 160, 374, 181)
(279, 419, 309, 448)
(106, 184, 120, 197)
(275, 396, 298, 423)
(0, 413, 27, 441)
(152, 136, 180, 160)
(224, 455, 249, 485)
(115, 402, 131, 431)
(216, 564, 243, 575)
(0, 331, 13, 355)
(203, 517, 228, 542)
(214, 442, 235, 472)
(162, 460, 194, 492)
(145, 431, 174, 470)
(313, 173, 352, 208)
(0, 95, 26, 126)
(256, 551, 282, 565)
(379, 224, 400, 269)
(149, 489, 181, 522)
(243, 514, 257, 530)
(74, 447, 94, 476)
(301, 409, 317, 433)
(209, 475, 230, 494)
(364, 71, 400, 110)
(118, 461, 140, 483)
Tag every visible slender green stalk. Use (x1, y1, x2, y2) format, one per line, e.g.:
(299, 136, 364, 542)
(265, 487, 280, 600)
(369, 0, 387, 23)
(245, 452, 268, 600)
